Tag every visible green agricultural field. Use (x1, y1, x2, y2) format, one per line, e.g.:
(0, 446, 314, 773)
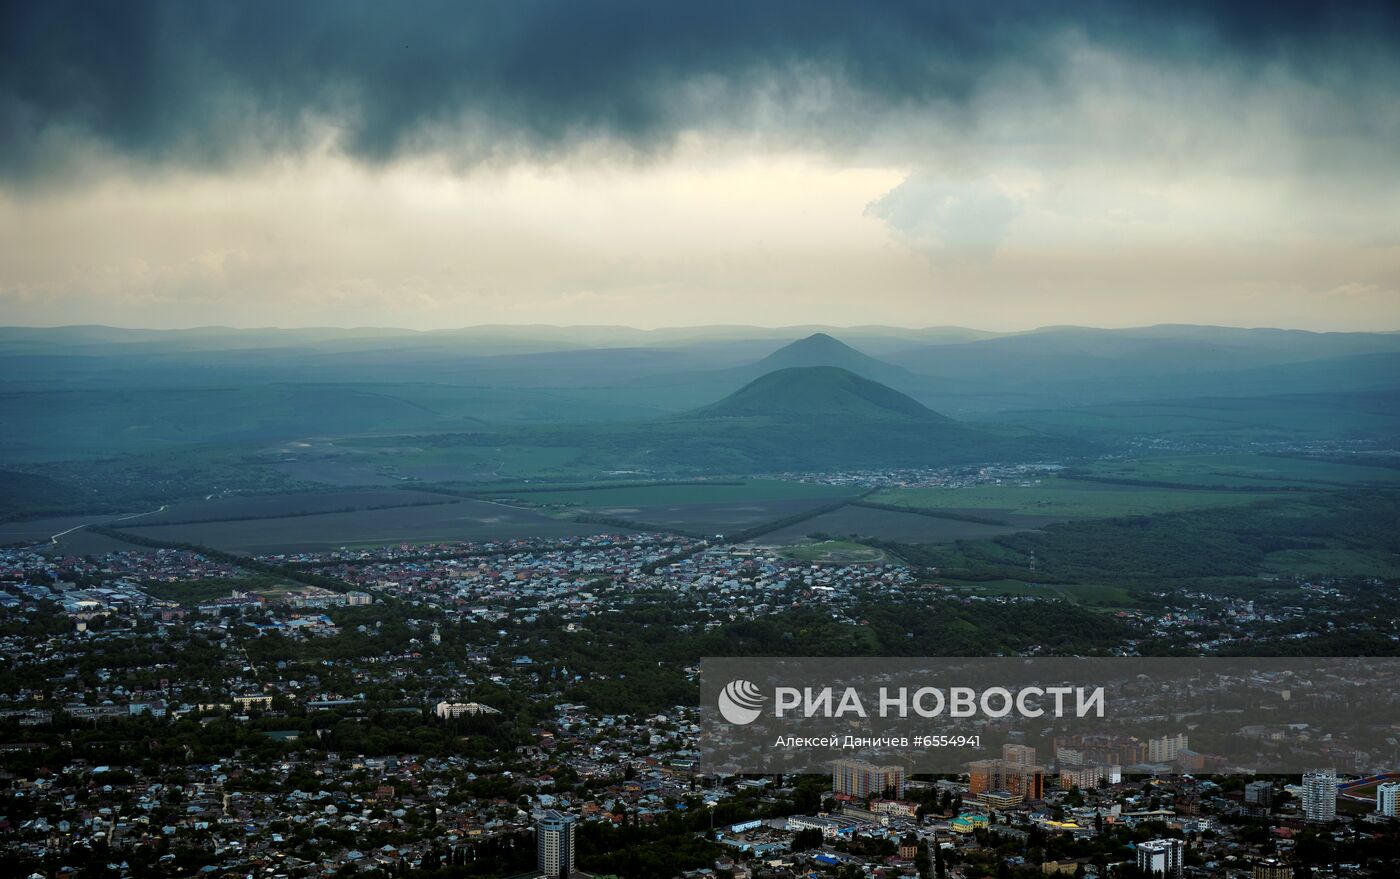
(983, 390, 1400, 445)
(122, 489, 460, 526)
(10, 444, 313, 518)
(440, 479, 867, 537)
(777, 540, 892, 564)
(869, 476, 1279, 519)
(939, 578, 1047, 597)
(1080, 453, 1400, 489)
(326, 442, 591, 483)
(503, 479, 859, 507)
(1052, 583, 1138, 608)
(895, 489, 1400, 586)
(123, 500, 613, 554)
(755, 503, 1029, 544)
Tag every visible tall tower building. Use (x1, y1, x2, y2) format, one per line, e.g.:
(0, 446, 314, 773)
(536, 809, 576, 877)
(1301, 769, 1337, 823)
(1137, 838, 1184, 877)
(1377, 781, 1400, 817)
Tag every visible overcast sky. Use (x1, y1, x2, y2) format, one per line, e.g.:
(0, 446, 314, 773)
(2, 1, 1398, 331)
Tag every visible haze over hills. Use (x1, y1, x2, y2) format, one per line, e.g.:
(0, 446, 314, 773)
(887, 324, 1400, 380)
(0, 323, 994, 358)
(597, 336, 933, 424)
(4, 321, 1398, 518)
(694, 366, 947, 422)
(619, 365, 1084, 472)
(5, 323, 1400, 395)
(2, 322, 1399, 464)
(728, 333, 922, 390)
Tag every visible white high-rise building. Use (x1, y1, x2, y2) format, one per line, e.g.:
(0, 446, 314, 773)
(1137, 838, 1184, 877)
(1301, 769, 1338, 823)
(536, 809, 576, 877)
(1377, 781, 1400, 817)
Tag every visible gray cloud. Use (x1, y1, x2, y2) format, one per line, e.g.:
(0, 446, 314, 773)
(3, 0, 1398, 182)
(866, 175, 1018, 255)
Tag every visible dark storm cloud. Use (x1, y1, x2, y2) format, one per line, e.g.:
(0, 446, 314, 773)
(1, 0, 1396, 180)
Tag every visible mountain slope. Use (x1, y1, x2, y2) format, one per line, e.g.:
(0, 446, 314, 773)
(598, 366, 1090, 471)
(734, 333, 920, 388)
(755, 332, 894, 370)
(694, 366, 948, 422)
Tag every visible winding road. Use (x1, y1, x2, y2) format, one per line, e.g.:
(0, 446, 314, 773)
(48, 504, 169, 545)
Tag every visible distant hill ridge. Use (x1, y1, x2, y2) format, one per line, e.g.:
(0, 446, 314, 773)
(692, 365, 949, 422)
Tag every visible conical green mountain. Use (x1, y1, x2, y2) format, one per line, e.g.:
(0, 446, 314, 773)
(695, 366, 949, 422)
(639, 365, 1083, 471)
